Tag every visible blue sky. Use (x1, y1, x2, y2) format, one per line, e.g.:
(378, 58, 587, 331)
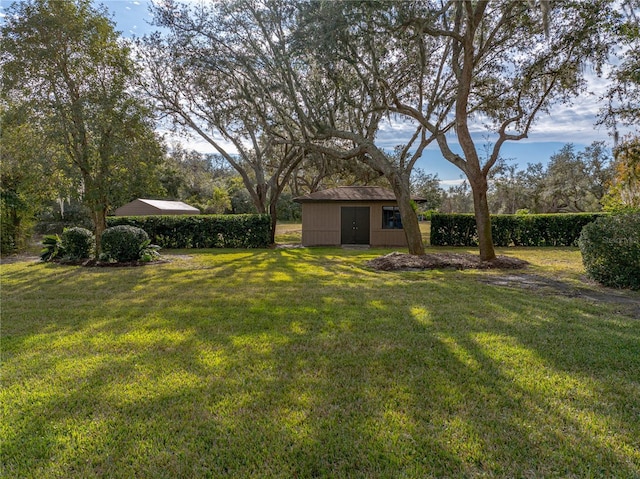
(1, 0, 625, 186)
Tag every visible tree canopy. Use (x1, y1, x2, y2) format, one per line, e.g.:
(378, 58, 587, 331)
(603, 135, 640, 210)
(292, 0, 618, 259)
(1, 0, 164, 253)
(138, 1, 307, 243)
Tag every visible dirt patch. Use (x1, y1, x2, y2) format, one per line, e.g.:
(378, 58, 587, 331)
(366, 252, 640, 313)
(479, 273, 640, 310)
(0, 254, 40, 265)
(366, 251, 529, 271)
(80, 259, 168, 267)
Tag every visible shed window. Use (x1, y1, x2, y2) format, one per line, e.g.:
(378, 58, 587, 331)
(382, 206, 402, 229)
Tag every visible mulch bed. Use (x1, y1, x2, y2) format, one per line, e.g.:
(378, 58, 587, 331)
(366, 251, 529, 271)
(29, 258, 168, 267)
(78, 258, 171, 267)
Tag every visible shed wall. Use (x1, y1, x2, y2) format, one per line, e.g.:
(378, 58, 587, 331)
(369, 203, 407, 247)
(301, 201, 408, 247)
(301, 203, 341, 246)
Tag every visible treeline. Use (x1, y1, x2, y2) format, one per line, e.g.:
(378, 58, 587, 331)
(433, 142, 620, 215)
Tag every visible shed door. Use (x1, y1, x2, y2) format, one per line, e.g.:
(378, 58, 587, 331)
(341, 207, 370, 244)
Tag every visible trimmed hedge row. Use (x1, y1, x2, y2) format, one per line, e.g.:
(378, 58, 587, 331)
(106, 214, 271, 249)
(430, 213, 606, 247)
(579, 213, 640, 290)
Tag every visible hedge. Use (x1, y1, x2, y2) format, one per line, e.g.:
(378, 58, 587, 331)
(430, 213, 606, 247)
(579, 213, 640, 290)
(106, 214, 271, 249)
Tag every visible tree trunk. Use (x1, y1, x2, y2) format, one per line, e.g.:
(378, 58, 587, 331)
(87, 190, 108, 258)
(255, 183, 269, 214)
(84, 175, 108, 257)
(470, 179, 496, 262)
(268, 200, 277, 245)
(91, 206, 107, 258)
(387, 173, 425, 256)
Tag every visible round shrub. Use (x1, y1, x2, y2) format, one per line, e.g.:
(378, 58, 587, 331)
(578, 213, 640, 290)
(61, 227, 94, 260)
(101, 225, 149, 262)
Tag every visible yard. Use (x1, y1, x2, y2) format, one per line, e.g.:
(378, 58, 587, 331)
(2, 243, 640, 478)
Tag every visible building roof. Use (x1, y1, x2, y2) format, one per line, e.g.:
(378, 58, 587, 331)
(294, 186, 397, 203)
(293, 186, 425, 203)
(136, 199, 200, 212)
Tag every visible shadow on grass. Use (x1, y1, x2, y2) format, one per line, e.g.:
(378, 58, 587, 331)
(2, 249, 639, 478)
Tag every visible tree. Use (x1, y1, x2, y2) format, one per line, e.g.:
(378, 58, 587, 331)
(602, 0, 640, 130)
(286, 1, 433, 255)
(578, 141, 613, 207)
(411, 169, 444, 212)
(441, 181, 474, 214)
(537, 144, 611, 213)
(288, 151, 385, 197)
(160, 146, 224, 202)
(138, 3, 306, 244)
(603, 135, 640, 210)
(487, 160, 529, 214)
(483, 143, 613, 214)
(143, 0, 430, 253)
(0, 105, 62, 253)
(295, 0, 617, 260)
(1, 0, 164, 254)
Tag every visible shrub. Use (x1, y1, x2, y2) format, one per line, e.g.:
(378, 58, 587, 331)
(40, 234, 63, 262)
(61, 227, 94, 260)
(101, 225, 150, 262)
(139, 244, 161, 262)
(578, 213, 640, 290)
(107, 214, 271, 249)
(431, 213, 605, 247)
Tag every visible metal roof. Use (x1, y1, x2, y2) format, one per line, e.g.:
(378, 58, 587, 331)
(137, 199, 200, 211)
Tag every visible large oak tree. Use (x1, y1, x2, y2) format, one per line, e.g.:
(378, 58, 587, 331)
(1, 0, 164, 254)
(136, 0, 618, 258)
(138, 3, 306, 243)
(296, 0, 617, 260)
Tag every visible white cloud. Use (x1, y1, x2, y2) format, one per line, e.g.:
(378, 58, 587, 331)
(439, 179, 466, 188)
(373, 64, 625, 149)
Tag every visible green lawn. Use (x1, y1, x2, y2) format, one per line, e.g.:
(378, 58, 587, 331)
(2, 247, 639, 478)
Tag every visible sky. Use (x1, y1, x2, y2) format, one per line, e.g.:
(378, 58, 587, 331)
(1, 0, 627, 187)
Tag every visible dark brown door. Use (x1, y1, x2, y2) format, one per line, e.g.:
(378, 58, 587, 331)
(341, 207, 370, 244)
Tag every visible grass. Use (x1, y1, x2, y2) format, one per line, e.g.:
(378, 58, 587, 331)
(2, 246, 640, 478)
(274, 222, 304, 244)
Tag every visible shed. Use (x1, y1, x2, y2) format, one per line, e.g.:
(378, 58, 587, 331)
(294, 186, 409, 247)
(114, 199, 200, 216)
